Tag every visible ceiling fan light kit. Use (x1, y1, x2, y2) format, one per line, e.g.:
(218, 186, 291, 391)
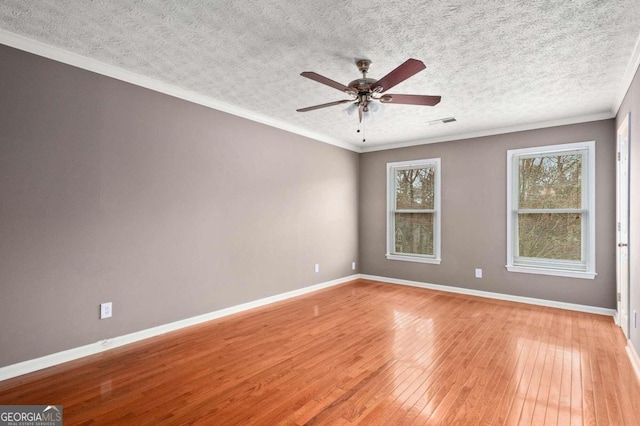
(297, 58, 442, 141)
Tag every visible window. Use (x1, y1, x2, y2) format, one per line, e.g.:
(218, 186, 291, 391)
(386, 158, 441, 264)
(506, 141, 596, 279)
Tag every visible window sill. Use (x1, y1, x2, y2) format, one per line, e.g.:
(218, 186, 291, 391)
(506, 265, 596, 280)
(386, 254, 441, 264)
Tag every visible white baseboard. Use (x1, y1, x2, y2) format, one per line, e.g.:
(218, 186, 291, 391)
(0, 275, 357, 382)
(0, 273, 617, 382)
(360, 274, 617, 317)
(627, 341, 640, 382)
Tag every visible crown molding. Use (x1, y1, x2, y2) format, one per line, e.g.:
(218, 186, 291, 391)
(360, 112, 614, 153)
(1, 28, 633, 155)
(0, 30, 360, 153)
(612, 30, 640, 115)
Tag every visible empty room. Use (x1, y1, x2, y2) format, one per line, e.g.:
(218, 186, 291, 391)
(1, 1, 640, 424)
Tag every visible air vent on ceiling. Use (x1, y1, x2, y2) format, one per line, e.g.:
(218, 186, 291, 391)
(428, 117, 457, 125)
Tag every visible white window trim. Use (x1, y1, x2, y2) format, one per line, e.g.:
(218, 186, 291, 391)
(506, 141, 596, 279)
(386, 158, 441, 264)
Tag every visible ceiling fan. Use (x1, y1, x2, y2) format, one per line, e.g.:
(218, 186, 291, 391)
(296, 58, 441, 123)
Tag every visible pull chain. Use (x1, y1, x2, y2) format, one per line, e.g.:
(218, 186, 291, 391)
(362, 117, 366, 143)
(356, 117, 366, 142)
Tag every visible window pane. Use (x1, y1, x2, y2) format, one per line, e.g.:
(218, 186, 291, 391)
(395, 213, 434, 255)
(519, 153, 582, 209)
(395, 167, 435, 209)
(518, 213, 581, 260)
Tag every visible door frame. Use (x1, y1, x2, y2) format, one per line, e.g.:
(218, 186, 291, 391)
(616, 113, 631, 338)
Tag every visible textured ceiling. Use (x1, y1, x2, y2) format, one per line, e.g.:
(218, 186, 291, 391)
(1, 1, 639, 151)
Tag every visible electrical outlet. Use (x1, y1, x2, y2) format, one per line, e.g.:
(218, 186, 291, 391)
(100, 302, 112, 319)
(475, 268, 482, 279)
(314, 264, 320, 273)
(352, 261, 356, 270)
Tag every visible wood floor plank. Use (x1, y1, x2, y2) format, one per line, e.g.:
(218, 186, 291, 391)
(504, 308, 553, 425)
(480, 306, 538, 425)
(594, 326, 624, 426)
(445, 306, 520, 425)
(577, 315, 598, 426)
(356, 295, 474, 424)
(427, 301, 511, 425)
(1, 279, 638, 425)
(584, 318, 610, 426)
(403, 300, 504, 423)
(568, 313, 583, 426)
(537, 313, 562, 425)
(420, 304, 504, 423)
(348, 294, 468, 424)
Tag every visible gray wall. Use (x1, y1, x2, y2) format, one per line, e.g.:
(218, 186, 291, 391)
(617, 63, 640, 354)
(0, 45, 359, 367)
(359, 120, 616, 308)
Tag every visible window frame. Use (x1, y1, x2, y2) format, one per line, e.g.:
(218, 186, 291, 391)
(386, 158, 441, 264)
(506, 141, 596, 279)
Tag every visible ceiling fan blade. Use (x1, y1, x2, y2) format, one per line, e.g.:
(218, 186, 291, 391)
(300, 72, 351, 93)
(370, 59, 426, 93)
(379, 94, 441, 106)
(296, 99, 352, 112)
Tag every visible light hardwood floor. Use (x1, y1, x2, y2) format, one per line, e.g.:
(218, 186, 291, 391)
(1, 279, 639, 425)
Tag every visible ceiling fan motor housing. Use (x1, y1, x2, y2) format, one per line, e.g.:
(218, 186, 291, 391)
(348, 78, 377, 93)
(351, 59, 379, 99)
